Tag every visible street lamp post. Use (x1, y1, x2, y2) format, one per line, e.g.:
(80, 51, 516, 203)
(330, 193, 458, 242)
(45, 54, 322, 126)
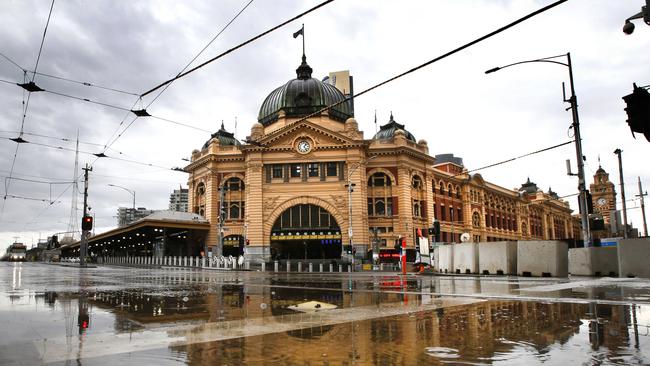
(486, 52, 592, 247)
(344, 156, 377, 269)
(108, 184, 136, 225)
(216, 185, 228, 258)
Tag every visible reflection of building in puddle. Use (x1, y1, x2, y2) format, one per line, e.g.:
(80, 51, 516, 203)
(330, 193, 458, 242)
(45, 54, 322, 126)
(171, 301, 638, 365)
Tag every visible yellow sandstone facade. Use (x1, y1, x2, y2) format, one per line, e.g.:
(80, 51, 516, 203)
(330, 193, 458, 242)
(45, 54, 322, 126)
(185, 57, 578, 262)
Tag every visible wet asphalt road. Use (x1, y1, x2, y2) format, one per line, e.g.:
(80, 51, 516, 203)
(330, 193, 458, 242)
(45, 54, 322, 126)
(2, 262, 650, 365)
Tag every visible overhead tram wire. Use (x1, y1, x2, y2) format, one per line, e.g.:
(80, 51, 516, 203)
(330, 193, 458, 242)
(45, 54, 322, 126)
(2, 0, 56, 219)
(0, 136, 177, 170)
(1, 50, 139, 96)
(451, 140, 574, 178)
(140, 0, 335, 97)
(9, 86, 213, 133)
(24, 0, 258, 229)
(145, 0, 255, 107)
(0, 51, 25, 71)
(102, 0, 255, 152)
(28, 70, 139, 96)
(263, 0, 568, 135)
(0, 130, 125, 151)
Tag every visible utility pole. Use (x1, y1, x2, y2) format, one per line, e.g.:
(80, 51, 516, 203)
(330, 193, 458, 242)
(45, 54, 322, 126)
(637, 176, 648, 237)
(614, 149, 628, 238)
(215, 185, 227, 258)
(80, 164, 92, 267)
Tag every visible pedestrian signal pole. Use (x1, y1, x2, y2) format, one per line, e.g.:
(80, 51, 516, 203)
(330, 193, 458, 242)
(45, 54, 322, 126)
(80, 164, 92, 267)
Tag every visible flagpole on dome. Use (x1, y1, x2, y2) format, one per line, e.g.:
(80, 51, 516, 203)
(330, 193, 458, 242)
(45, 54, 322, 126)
(293, 24, 305, 59)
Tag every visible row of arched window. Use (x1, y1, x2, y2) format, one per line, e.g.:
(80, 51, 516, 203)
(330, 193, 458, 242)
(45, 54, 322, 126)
(193, 177, 246, 220)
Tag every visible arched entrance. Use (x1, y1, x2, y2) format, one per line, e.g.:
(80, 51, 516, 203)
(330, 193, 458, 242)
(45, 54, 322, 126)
(270, 204, 341, 260)
(223, 235, 244, 257)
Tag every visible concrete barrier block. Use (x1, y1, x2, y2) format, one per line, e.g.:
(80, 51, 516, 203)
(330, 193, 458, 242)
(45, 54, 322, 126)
(435, 244, 454, 273)
(517, 240, 568, 277)
(453, 242, 479, 274)
(569, 247, 618, 276)
(618, 238, 650, 278)
(478, 241, 517, 275)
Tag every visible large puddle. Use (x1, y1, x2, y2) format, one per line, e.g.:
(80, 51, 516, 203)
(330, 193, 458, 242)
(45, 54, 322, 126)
(1, 262, 649, 365)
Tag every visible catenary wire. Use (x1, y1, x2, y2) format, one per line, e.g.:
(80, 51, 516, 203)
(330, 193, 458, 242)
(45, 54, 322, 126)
(0, 51, 25, 71)
(31, 0, 55, 82)
(140, 0, 335, 97)
(452, 141, 574, 178)
(103, 0, 256, 151)
(280, 0, 568, 130)
(22, 0, 256, 229)
(2, 0, 56, 218)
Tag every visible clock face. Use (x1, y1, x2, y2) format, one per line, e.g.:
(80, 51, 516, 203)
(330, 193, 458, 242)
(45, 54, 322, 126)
(597, 198, 607, 206)
(297, 140, 311, 153)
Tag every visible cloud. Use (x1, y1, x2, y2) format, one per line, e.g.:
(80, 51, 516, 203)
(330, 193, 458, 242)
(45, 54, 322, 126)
(1, 0, 649, 244)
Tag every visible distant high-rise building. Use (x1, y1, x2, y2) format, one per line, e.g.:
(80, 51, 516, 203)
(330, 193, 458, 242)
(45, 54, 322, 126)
(169, 187, 189, 212)
(323, 70, 354, 115)
(116, 207, 157, 227)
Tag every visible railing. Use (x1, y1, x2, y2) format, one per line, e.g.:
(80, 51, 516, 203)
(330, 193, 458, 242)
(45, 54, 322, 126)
(91, 256, 402, 273)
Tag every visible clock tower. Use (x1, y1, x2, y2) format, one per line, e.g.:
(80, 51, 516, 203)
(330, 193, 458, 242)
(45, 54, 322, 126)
(590, 165, 617, 228)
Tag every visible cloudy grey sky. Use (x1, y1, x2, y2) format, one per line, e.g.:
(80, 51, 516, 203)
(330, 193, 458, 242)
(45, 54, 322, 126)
(1, 0, 648, 246)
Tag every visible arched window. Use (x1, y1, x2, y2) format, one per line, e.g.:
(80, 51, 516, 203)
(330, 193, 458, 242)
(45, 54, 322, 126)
(225, 177, 244, 191)
(223, 177, 245, 220)
(411, 175, 423, 189)
(368, 172, 392, 187)
(229, 203, 240, 219)
(455, 185, 461, 199)
(472, 212, 481, 228)
(447, 184, 453, 197)
(195, 182, 206, 216)
(368, 172, 394, 217)
(413, 201, 421, 217)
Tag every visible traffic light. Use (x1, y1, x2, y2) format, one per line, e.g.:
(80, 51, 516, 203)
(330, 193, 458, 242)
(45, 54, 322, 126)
(428, 220, 441, 240)
(81, 215, 93, 231)
(579, 191, 594, 215)
(78, 313, 89, 332)
(623, 83, 650, 142)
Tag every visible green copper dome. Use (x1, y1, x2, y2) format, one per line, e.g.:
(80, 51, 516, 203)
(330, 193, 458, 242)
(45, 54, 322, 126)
(257, 56, 353, 126)
(202, 123, 240, 149)
(373, 113, 417, 142)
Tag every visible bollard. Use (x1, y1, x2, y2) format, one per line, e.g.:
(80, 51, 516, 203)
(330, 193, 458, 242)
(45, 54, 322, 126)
(380, 263, 384, 271)
(245, 261, 250, 270)
(319, 263, 323, 272)
(298, 262, 302, 272)
(202, 257, 206, 268)
(274, 261, 279, 272)
(287, 260, 291, 273)
(261, 262, 266, 272)
(309, 263, 313, 273)
(348, 265, 351, 273)
(329, 263, 333, 272)
(232, 260, 236, 270)
(184, 256, 187, 267)
(339, 264, 343, 273)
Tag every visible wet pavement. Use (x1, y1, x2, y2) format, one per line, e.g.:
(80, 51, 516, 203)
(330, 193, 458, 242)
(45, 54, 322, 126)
(1, 262, 650, 365)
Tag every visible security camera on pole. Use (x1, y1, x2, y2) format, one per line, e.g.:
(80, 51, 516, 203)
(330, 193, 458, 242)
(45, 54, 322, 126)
(622, 0, 650, 35)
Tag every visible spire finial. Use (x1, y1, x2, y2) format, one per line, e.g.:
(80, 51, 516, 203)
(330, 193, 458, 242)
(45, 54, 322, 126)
(598, 154, 602, 168)
(294, 24, 311, 79)
(220, 120, 225, 130)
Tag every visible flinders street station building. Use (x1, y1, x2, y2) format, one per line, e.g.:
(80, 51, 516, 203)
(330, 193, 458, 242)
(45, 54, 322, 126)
(185, 55, 579, 262)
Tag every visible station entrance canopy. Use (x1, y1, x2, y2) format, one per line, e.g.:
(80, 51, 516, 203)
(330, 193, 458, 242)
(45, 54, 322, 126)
(61, 211, 210, 259)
